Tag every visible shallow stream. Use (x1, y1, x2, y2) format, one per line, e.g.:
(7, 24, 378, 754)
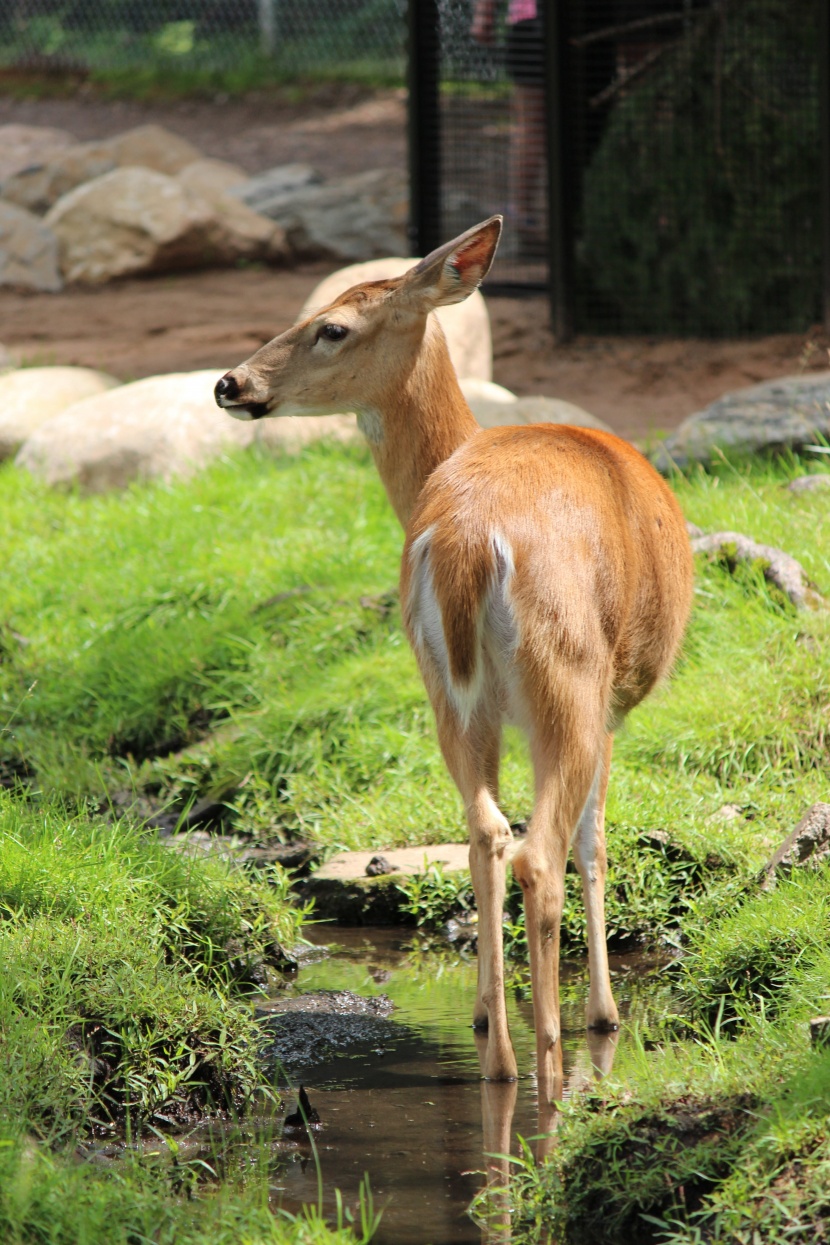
(254, 927, 669, 1245)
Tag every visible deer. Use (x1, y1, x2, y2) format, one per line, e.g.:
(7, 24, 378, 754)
(214, 217, 694, 1097)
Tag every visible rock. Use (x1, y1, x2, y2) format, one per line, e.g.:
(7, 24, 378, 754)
(760, 803, 830, 885)
(810, 1017, 830, 1049)
(0, 123, 74, 184)
(99, 124, 202, 176)
(16, 370, 255, 492)
(690, 530, 822, 609)
(460, 378, 517, 406)
(1, 143, 117, 215)
(46, 167, 282, 283)
(365, 855, 399, 877)
(1, 126, 203, 216)
(260, 990, 399, 1073)
(302, 258, 493, 381)
(0, 366, 120, 460)
(176, 157, 247, 199)
(231, 162, 324, 215)
(652, 372, 830, 472)
(250, 167, 409, 263)
(473, 392, 612, 432)
(255, 412, 360, 452)
(0, 202, 62, 292)
(177, 161, 288, 263)
(787, 474, 830, 494)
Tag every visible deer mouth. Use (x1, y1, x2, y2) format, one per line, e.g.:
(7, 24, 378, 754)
(220, 399, 272, 421)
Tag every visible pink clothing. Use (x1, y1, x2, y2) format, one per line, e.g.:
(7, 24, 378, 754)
(507, 0, 537, 23)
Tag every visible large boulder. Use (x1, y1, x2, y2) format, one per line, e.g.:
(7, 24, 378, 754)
(241, 167, 408, 262)
(1, 143, 117, 215)
(0, 123, 74, 184)
(45, 167, 282, 283)
(459, 379, 611, 431)
(16, 371, 255, 492)
(652, 373, 830, 472)
(98, 124, 202, 176)
(302, 258, 493, 382)
(177, 161, 288, 263)
(254, 412, 360, 453)
(1, 125, 204, 216)
(0, 202, 62, 292)
(0, 367, 120, 460)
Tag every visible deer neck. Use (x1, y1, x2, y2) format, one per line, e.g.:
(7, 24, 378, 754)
(361, 318, 479, 528)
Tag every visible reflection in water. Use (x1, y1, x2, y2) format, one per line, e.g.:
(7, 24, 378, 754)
(258, 927, 666, 1245)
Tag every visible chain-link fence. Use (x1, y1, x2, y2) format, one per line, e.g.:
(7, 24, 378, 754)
(410, 0, 826, 336)
(1, 1, 407, 85)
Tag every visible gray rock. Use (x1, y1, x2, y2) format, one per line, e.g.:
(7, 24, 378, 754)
(231, 162, 323, 215)
(787, 474, 830, 494)
(652, 373, 830, 472)
(0, 123, 74, 184)
(0, 201, 62, 292)
(760, 803, 830, 885)
(303, 259, 493, 381)
(16, 370, 255, 491)
(255, 412, 360, 452)
(690, 530, 822, 610)
(0, 366, 120, 460)
(250, 167, 409, 261)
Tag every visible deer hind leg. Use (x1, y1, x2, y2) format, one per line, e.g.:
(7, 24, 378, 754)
(432, 693, 517, 1082)
(572, 732, 619, 1032)
(511, 686, 606, 1096)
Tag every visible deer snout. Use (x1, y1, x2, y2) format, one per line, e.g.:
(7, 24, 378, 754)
(214, 373, 240, 406)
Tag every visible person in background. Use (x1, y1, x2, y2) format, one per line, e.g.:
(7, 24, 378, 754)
(471, 0, 546, 256)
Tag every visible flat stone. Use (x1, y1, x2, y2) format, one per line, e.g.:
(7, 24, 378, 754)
(302, 257, 492, 382)
(0, 366, 120, 460)
(0, 201, 62, 292)
(652, 372, 830, 472)
(314, 843, 473, 882)
(0, 123, 74, 184)
(16, 370, 255, 492)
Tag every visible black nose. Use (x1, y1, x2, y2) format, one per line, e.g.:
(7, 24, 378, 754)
(215, 374, 240, 404)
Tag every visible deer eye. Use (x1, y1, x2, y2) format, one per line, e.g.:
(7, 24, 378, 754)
(318, 323, 349, 343)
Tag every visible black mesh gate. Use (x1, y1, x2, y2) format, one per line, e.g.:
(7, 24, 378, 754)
(409, 0, 829, 337)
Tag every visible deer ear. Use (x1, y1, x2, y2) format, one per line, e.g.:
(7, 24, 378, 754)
(400, 216, 502, 310)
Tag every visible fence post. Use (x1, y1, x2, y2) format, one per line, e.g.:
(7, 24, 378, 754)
(257, 0, 277, 56)
(544, 0, 573, 340)
(822, 0, 830, 333)
(408, 0, 442, 257)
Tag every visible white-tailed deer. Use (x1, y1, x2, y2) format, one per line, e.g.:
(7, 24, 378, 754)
(215, 218, 694, 1094)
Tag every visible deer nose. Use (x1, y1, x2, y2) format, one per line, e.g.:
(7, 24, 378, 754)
(214, 373, 240, 405)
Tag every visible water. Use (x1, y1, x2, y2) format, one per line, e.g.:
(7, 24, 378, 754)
(255, 927, 668, 1245)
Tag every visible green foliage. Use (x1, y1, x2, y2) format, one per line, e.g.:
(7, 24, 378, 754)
(395, 861, 475, 928)
(0, 795, 306, 1134)
(580, 0, 820, 333)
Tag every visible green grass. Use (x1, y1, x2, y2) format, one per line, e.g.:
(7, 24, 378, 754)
(1, 440, 830, 1240)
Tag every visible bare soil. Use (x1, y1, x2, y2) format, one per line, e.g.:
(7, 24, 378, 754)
(1, 88, 828, 442)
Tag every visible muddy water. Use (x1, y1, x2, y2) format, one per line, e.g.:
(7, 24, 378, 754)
(258, 927, 668, 1245)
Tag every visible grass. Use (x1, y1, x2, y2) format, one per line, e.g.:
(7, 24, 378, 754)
(1, 438, 829, 1239)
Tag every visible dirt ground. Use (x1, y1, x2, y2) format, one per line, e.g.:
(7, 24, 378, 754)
(2, 88, 828, 442)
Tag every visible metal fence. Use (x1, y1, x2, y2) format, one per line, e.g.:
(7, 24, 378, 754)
(410, 0, 827, 337)
(1, 0, 407, 83)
